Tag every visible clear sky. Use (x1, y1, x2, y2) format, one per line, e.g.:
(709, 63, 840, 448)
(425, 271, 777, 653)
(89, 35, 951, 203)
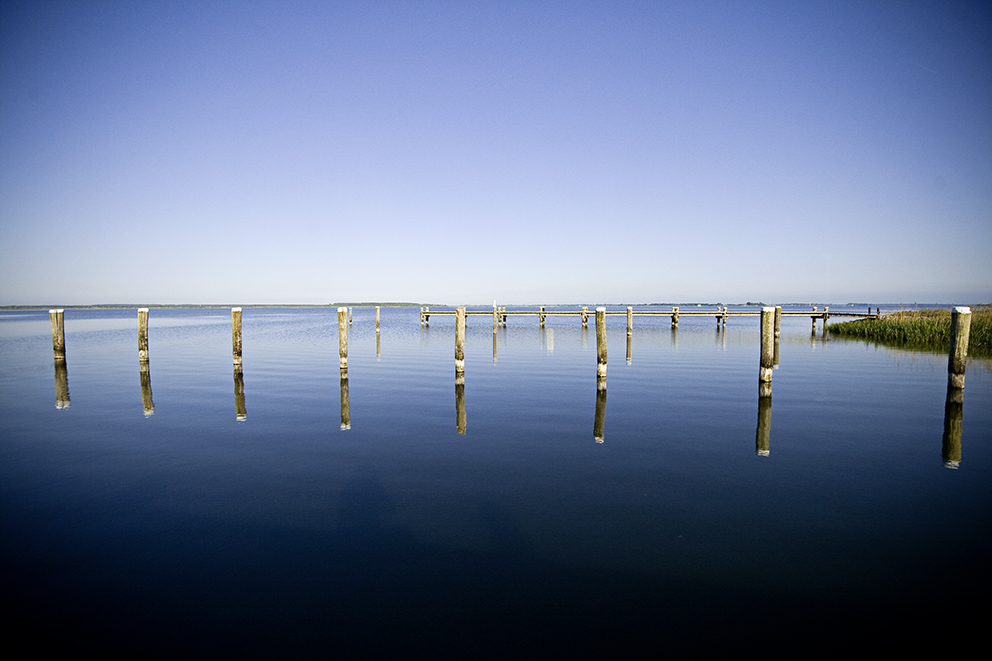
(1, 1, 989, 305)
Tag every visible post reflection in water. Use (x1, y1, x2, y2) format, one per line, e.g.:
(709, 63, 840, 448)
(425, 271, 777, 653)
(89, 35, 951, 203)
(755, 393, 772, 456)
(234, 366, 246, 421)
(593, 380, 607, 443)
(339, 369, 351, 430)
(455, 373, 466, 435)
(626, 333, 632, 364)
(54, 360, 70, 410)
(376, 332, 381, 359)
(140, 362, 154, 416)
(671, 326, 678, 350)
(942, 387, 963, 468)
(546, 328, 554, 355)
(492, 333, 497, 363)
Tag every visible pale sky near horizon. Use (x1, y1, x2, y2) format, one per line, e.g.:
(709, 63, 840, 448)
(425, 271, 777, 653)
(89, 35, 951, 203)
(1, 1, 989, 306)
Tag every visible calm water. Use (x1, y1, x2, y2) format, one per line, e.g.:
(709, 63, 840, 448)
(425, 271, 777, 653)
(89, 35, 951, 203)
(2, 307, 989, 653)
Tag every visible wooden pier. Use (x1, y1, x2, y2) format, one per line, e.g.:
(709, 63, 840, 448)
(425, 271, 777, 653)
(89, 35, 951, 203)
(420, 305, 879, 330)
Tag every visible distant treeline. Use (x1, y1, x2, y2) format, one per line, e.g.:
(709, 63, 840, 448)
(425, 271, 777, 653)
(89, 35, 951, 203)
(828, 306, 991, 357)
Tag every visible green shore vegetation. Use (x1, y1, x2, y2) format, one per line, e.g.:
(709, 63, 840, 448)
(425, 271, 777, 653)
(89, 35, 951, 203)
(828, 305, 992, 358)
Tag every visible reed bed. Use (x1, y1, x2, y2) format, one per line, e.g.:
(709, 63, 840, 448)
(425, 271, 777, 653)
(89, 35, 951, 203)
(828, 305, 992, 357)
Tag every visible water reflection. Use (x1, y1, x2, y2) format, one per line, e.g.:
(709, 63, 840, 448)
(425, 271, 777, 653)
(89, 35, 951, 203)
(340, 369, 351, 430)
(455, 374, 466, 435)
(140, 362, 154, 416)
(626, 333, 632, 364)
(755, 394, 771, 456)
(942, 387, 963, 468)
(54, 359, 70, 410)
(593, 380, 607, 443)
(234, 366, 246, 421)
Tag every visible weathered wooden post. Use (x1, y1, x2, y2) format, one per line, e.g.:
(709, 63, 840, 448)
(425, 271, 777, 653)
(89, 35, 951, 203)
(626, 307, 633, 336)
(339, 370, 350, 430)
(231, 308, 242, 365)
(349, 307, 353, 325)
(774, 305, 782, 367)
(375, 306, 380, 333)
(823, 306, 830, 333)
(501, 307, 507, 327)
(420, 307, 424, 326)
(759, 306, 774, 397)
(455, 307, 466, 374)
(424, 306, 430, 327)
(539, 306, 546, 328)
(493, 301, 498, 334)
(338, 307, 348, 371)
(811, 306, 818, 334)
(455, 374, 466, 435)
(671, 306, 679, 328)
(582, 306, 589, 328)
(755, 394, 771, 456)
(596, 307, 607, 386)
(138, 308, 150, 362)
(49, 309, 65, 361)
(234, 366, 246, 421)
(947, 307, 972, 393)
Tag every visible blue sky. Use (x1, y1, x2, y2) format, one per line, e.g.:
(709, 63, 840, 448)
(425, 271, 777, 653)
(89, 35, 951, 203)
(1, 1, 989, 305)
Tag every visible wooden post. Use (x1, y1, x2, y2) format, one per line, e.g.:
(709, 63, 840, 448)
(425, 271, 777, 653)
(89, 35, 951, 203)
(424, 306, 429, 327)
(420, 307, 424, 326)
(539, 306, 546, 328)
(501, 307, 507, 327)
(49, 309, 65, 361)
(375, 306, 380, 333)
(596, 307, 607, 385)
(582, 306, 589, 328)
(811, 306, 817, 334)
(671, 306, 679, 328)
(773, 306, 782, 339)
(626, 307, 633, 336)
(231, 308, 242, 365)
(349, 307, 353, 325)
(823, 306, 830, 332)
(338, 307, 348, 371)
(947, 307, 972, 390)
(455, 306, 466, 373)
(759, 307, 774, 395)
(138, 308, 150, 362)
(493, 300, 497, 334)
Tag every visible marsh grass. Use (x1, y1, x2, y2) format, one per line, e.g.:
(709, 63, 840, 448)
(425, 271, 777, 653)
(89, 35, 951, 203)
(828, 305, 992, 357)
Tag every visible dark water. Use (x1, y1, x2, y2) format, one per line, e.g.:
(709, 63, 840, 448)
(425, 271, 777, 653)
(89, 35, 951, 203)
(2, 307, 989, 653)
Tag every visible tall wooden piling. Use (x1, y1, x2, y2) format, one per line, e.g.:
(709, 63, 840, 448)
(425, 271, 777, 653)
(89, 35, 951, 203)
(671, 306, 679, 328)
(338, 307, 348, 371)
(774, 305, 782, 367)
(811, 306, 818, 334)
(138, 308, 150, 362)
(493, 301, 498, 334)
(596, 307, 607, 386)
(947, 306, 972, 391)
(349, 307, 353, 325)
(49, 309, 65, 361)
(759, 307, 774, 395)
(455, 307, 466, 373)
(627, 307, 633, 336)
(231, 308, 242, 365)
(582, 307, 589, 328)
(539, 306, 546, 328)
(375, 306, 380, 333)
